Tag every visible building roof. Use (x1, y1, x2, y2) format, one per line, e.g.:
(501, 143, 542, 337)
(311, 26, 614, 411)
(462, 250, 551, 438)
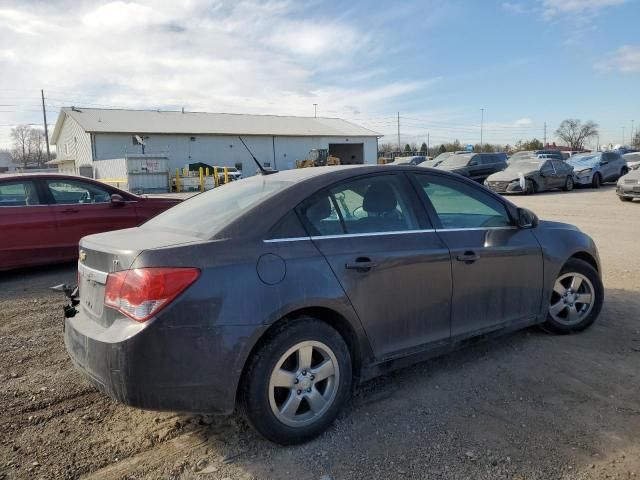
(50, 107, 380, 144)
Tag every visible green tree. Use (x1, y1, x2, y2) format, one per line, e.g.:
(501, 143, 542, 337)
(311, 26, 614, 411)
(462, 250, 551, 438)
(632, 130, 640, 149)
(419, 142, 428, 153)
(438, 144, 446, 154)
(403, 144, 412, 153)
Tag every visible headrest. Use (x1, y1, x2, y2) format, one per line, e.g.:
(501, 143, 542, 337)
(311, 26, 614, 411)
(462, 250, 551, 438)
(363, 183, 397, 214)
(305, 196, 332, 224)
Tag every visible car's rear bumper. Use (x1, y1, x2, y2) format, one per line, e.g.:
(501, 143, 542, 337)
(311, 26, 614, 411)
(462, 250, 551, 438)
(64, 310, 266, 414)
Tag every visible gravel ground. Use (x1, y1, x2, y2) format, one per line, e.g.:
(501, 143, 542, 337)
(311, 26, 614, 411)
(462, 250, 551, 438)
(1, 184, 639, 480)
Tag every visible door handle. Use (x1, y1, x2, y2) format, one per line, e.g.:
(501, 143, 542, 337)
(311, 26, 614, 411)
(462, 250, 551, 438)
(456, 251, 480, 264)
(61, 208, 80, 213)
(345, 257, 377, 272)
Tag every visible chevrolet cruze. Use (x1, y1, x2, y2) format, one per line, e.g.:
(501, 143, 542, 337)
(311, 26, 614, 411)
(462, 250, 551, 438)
(64, 165, 604, 444)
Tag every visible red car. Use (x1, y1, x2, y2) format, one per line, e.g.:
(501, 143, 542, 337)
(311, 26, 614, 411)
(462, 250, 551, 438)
(0, 173, 181, 271)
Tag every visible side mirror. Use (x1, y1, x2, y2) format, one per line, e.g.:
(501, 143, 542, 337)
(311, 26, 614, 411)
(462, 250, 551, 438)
(600, 160, 608, 165)
(469, 161, 478, 166)
(517, 207, 538, 229)
(110, 193, 125, 206)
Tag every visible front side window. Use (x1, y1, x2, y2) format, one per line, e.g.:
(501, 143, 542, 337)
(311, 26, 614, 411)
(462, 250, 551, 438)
(46, 180, 112, 204)
(541, 161, 554, 174)
(0, 181, 40, 206)
(413, 174, 512, 229)
(300, 175, 419, 236)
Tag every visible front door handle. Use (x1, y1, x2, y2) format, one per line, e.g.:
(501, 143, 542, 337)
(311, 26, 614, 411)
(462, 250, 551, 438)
(61, 208, 80, 214)
(345, 257, 377, 272)
(456, 251, 480, 264)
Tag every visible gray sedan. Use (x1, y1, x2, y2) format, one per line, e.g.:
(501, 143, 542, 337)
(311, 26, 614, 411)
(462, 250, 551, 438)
(64, 165, 603, 445)
(617, 168, 640, 201)
(485, 159, 574, 194)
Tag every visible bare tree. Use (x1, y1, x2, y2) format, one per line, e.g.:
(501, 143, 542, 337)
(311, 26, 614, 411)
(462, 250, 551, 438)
(10, 125, 31, 168)
(28, 128, 46, 167)
(555, 119, 599, 150)
(633, 130, 640, 149)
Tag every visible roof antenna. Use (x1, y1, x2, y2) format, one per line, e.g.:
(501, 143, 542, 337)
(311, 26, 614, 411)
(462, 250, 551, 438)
(238, 136, 278, 175)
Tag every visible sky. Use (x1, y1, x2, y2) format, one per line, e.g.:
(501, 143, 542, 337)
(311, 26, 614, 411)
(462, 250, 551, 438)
(0, 0, 639, 151)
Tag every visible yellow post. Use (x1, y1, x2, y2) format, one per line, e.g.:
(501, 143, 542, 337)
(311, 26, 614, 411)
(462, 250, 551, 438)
(183, 167, 188, 177)
(205, 167, 210, 177)
(213, 167, 219, 187)
(223, 167, 229, 184)
(199, 167, 204, 192)
(175, 168, 181, 193)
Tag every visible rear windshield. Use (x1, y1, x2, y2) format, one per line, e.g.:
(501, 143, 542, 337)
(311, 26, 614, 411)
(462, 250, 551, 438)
(143, 176, 293, 237)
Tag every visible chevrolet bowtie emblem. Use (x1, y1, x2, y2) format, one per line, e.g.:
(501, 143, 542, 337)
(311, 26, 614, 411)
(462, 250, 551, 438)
(79, 250, 87, 263)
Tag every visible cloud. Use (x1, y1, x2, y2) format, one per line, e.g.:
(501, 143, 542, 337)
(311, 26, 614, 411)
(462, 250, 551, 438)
(502, 2, 529, 14)
(0, 0, 438, 146)
(596, 45, 640, 72)
(515, 118, 533, 126)
(542, 0, 627, 18)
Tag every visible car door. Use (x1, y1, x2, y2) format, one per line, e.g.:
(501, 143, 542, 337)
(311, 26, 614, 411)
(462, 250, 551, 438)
(600, 153, 617, 181)
(551, 160, 570, 185)
(297, 173, 452, 360)
(0, 179, 60, 269)
(43, 178, 139, 259)
(539, 160, 557, 189)
(410, 172, 543, 338)
(466, 155, 486, 181)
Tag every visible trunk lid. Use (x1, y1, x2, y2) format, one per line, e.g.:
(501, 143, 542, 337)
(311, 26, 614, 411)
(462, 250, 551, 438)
(77, 227, 203, 324)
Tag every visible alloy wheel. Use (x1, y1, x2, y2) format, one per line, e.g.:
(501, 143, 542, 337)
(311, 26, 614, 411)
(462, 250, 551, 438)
(268, 341, 340, 428)
(549, 273, 595, 326)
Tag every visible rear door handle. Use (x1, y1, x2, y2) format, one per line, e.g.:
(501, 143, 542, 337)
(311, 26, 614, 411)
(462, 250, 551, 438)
(456, 251, 480, 264)
(61, 208, 80, 214)
(345, 257, 377, 272)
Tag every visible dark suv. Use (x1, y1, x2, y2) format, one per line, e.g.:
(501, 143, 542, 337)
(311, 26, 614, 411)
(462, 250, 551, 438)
(434, 152, 508, 182)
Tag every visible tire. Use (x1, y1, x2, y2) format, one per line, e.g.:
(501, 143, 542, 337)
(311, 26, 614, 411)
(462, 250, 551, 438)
(563, 176, 574, 192)
(524, 179, 535, 195)
(620, 167, 629, 178)
(618, 196, 632, 202)
(591, 173, 601, 189)
(239, 317, 352, 445)
(542, 258, 604, 334)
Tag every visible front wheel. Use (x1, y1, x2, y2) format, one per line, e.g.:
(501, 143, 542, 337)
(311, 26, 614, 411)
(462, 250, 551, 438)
(240, 317, 352, 445)
(619, 195, 632, 202)
(592, 173, 601, 189)
(563, 176, 574, 192)
(543, 258, 604, 334)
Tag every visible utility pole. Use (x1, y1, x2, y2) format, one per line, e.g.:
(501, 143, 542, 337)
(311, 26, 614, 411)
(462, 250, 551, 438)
(480, 108, 484, 149)
(622, 126, 625, 145)
(397, 112, 401, 153)
(427, 132, 430, 156)
(41, 89, 51, 162)
(543, 122, 547, 148)
(313, 104, 317, 118)
(631, 120, 635, 146)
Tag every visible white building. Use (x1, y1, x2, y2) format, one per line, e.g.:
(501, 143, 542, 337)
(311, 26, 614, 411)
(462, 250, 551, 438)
(49, 107, 380, 177)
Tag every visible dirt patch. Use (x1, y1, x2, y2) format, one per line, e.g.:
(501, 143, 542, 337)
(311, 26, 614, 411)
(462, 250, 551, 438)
(1, 185, 639, 479)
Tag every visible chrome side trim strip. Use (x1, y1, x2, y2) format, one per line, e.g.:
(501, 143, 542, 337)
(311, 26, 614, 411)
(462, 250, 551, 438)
(264, 226, 518, 243)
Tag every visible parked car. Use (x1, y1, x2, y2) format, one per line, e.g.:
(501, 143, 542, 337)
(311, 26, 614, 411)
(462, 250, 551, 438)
(616, 168, 640, 202)
(485, 158, 574, 194)
(508, 150, 564, 164)
(421, 151, 469, 168)
(64, 165, 603, 445)
(434, 152, 508, 182)
(567, 151, 629, 188)
(0, 173, 181, 271)
(622, 152, 640, 170)
(390, 155, 428, 165)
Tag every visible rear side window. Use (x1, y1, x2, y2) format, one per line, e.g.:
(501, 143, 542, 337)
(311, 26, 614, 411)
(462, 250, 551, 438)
(299, 175, 420, 236)
(413, 174, 512, 229)
(0, 181, 41, 206)
(268, 210, 307, 239)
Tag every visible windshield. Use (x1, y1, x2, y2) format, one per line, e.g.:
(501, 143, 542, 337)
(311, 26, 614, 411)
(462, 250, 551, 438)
(433, 152, 453, 162)
(143, 176, 293, 237)
(505, 160, 543, 171)
(440, 154, 472, 167)
(509, 151, 534, 162)
(568, 154, 600, 167)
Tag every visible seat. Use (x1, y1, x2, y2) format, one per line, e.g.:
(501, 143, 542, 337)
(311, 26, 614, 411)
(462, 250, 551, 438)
(355, 183, 405, 233)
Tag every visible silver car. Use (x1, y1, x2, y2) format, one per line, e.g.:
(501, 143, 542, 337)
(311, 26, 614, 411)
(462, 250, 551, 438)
(623, 152, 640, 171)
(616, 168, 640, 202)
(567, 151, 629, 188)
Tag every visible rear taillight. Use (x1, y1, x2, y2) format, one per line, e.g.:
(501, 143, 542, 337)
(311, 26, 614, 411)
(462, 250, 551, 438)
(104, 268, 200, 322)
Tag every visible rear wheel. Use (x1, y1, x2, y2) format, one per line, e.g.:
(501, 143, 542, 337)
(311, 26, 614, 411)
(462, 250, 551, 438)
(240, 317, 352, 445)
(543, 259, 603, 334)
(619, 195, 632, 202)
(563, 176, 574, 192)
(524, 179, 535, 195)
(592, 173, 601, 189)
